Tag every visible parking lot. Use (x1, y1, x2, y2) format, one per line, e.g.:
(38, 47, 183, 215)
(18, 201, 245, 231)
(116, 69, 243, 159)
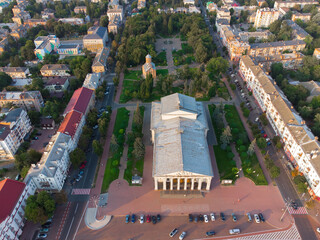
(29, 127, 57, 153)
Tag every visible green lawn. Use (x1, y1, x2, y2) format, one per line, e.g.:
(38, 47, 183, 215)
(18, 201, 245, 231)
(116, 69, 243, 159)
(119, 80, 140, 103)
(153, 52, 167, 66)
(156, 69, 169, 77)
(124, 70, 142, 80)
(101, 108, 130, 192)
(224, 105, 268, 185)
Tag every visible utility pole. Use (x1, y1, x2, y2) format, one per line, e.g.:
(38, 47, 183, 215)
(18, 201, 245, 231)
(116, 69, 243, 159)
(280, 198, 291, 222)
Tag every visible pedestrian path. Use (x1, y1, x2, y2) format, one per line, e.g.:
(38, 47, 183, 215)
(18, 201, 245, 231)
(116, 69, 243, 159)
(72, 188, 91, 195)
(288, 207, 308, 215)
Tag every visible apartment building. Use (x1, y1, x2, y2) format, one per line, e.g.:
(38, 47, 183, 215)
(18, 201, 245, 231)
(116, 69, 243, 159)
(238, 31, 271, 42)
(313, 48, 320, 59)
(92, 47, 109, 73)
(40, 64, 70, 77)
(137, 0, 146, 9)
(249, 40, 306, 58)
(0, 108, 32, 160)
(12, 11, 30, 25)
(206, 2, 218, 12)
(24, 19, 46, 28)
(183, 0, 194, 5)
(0, 91, 44, 111)
(0, 179, 37, 240)
(217, 7, 231, 23)
(74, 6, 87, 14)
(34, 35, 60, 60)
(41, 8, 55, 19)
(63, 87, 94, 117)
(58, 18, 84, 25)
(57, 44, 81, 55)
(107, 4, 123, 21)
(83, 73, 101, 90)
(44, 77, 69, 92)
(292, 12, 311, 22)
(254, 8, 280, 28)
(108, 15, 121, 34)
(239, 55, 320, 199)
(0, 38, 8, 53)
(0, 67, 29, 79)
(25, 132, 72, 191)
(284, 20, 311, 40)
(10, 25, 27, 39)
(83, 26, 108, 53)
(274, 0, 318, 9)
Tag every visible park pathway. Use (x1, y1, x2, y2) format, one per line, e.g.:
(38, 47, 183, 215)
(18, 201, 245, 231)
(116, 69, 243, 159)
(118, 108, 134, 179)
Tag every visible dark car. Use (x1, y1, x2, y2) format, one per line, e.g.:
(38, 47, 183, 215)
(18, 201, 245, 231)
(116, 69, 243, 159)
(41, 222, 51, 228)
(33, 136, 39, 140)
(194, 216, 198, 223)
(188, 214, 193, 222)
(258, 213, 265, 222)
(199, 214, 204, 222)
(169, 228, 178, 237)
(131, 214, 136, 223)
(125, 215, 130, 223)
(157, 214, 161, 221)
(232, 213, 237, 222)
(70, 179, 75, 185)
(220, 212, 226, 221)
(206, 231, 215, 236)
(152, 215, 157, 224)
(291, 201, 298, 210)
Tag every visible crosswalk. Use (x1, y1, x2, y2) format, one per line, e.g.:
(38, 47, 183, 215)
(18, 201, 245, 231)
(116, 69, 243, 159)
(288, 207, 308, 215)
(232, 223, 301, 240)
(71, 188, 91, 195)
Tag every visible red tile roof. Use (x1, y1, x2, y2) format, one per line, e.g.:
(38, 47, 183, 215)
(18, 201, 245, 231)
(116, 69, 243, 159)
(58, 111, 83, 138)
(63, 87, 93, 116)
(0, 179, 25, 223)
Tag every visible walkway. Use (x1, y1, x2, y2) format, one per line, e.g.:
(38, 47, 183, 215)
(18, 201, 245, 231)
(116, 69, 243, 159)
(223, 77, 272, 184)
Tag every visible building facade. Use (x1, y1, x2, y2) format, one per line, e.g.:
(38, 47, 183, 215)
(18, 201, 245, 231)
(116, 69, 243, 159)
(92, 47, 109, 73)
(44, 77, 69, 92)
(274, 0, 318, 9)
(40, 64, 70, 77)
(57, 44, 81, 55)
(0, 91, 44, 111)
(83, 73, 101, 90)
(34, 35, 60, 60)
(83, 26, 108, 53)
(0, 67, 29, 79)
(254, 8, 280, 28)
(142, 54, 156, 79)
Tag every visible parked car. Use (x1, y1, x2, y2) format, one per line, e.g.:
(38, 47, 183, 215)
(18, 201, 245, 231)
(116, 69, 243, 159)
(93, 125, 98, 130)
(41, 222, 51, 228)
(131, 214, 136, 223)
(194, 215, 198, 223)
(199, 214, 204, 222)
(188, 214, 193, 222)
(291, 201, 298, 210)
(75, 175, 82, 182)
(204, 214, 209, 223)
(255, 117, 259, 122)
(220, 212, 226, 221)
(232, 213, 237, 222)
(36, 132, 42, 136)
(179, 231, 186, 240)
(229, 229, 240, 235)
(37, 233, 47, 238)
(206, 231, 215, 236)
(146, 215, 151, 223)
(246, 213, 252, 222)
(33, 136, 39, 140)
(258, 213, 265, 222)
(78, 170, 84, 176)
(169, 228, 178, 237)
(157, 214, 161, 222)
(254, 214, 260, 223)
(263, 134, 267, 138)
(125, 215, 130, 223)
(139, 214, 144, 224)
(39, 228, 49, 233)
(210, 213, 215, 221)
(261, 130, 265, 134)
(152, 215, 157, 224)
(317, 227, 320, 233)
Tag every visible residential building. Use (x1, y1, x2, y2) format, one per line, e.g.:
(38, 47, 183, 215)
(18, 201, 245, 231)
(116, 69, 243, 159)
(63, 87, 94, 117)
(108, 0, 119, 7)
(0, 179, 37, 240)
(92, 47, 109, 73)
(10, 24, 27, 39)
(238, 30, 271, 42)
(239, 55, 320, 200)
(292, 12, 311, 22)
(12, 11, 30, 25)
(107, 4, 123, 21)
(83, 26, 108, 53)
(313, 48, 320, 59)
(24, 19, 46, 28)
(279, 7, 290, 17)
(284, 20, 311, 40)
(0, 91, 44, 111)
(74, 6, 87, 14)
(44, 77, 70, 92)
(0, 38, 8, 53)
(217, 7, 231, 23)
(274, 0, 318, 9)
(108, 15, 120, 34)
(0, 108, 31, 160)
(40, 118, 55, 129)
(25, 132, 72, 191)
(183, 0, 194, 5)
(0, 1, 10, 14)
(206, 1, 217, 12)
(188, 5, 201, 13)
(83, 73, 101, 90)
(57, 44, 81, 55)
(137, 0, 146, 9)
(295, 81, 320, 102)
(58, 18, 84, 25)
(151, 93, 213, 191)
(0, 27, 9, 39)
(215, 18, 230, 34)
(40, 64, 70, 77)
(249, 40, 306, 58)
(142, 54, 156, 79)
(12, 5, 23, 16)
(0, 67, 29, 79)
(34, 35, 60, 60)
(254, 8, 280, 28)
(41, 8, 55, 19)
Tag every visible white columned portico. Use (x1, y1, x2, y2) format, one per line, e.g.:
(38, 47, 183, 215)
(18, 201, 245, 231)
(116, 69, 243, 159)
(206, 178, 211, 191)
(198, 178, 202, 190)
(177, 178, 180, 190)
(163, 178, 167, 190)
(154, 178, 158, 190)
(170, 178, 173, 190)
(191, 178, 195, 190)
(184, 177, 188, 190)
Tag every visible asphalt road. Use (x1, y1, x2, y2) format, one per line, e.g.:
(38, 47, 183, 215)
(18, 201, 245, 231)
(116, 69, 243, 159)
(294, 215, 318, 240)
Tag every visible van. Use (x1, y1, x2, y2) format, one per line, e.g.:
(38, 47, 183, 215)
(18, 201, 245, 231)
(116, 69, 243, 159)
(246, 213, 252, 222)
(15, 174, 20, 181)
(229, 229, 240, 235)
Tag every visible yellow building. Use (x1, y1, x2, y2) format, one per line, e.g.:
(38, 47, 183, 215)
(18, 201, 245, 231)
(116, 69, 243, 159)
(83, 26, 108, 53)
(142, 54, 156, 79)
(92, 47, 109, 73)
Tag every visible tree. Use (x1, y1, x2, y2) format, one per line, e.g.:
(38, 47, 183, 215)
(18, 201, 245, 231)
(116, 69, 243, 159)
(25, 191, 55, 224)
(257, 137, 267, 149)
(28, 111, 41, 125)
(206, 57, 228, 74)
(132, 137, 144, 160)
(10, 55, 25, 67)
(249, 37, 256, 44)
(259, 113, 268, 126)
(270, 165, 280, 178)
(220, 126, 232, 147)
(15, 149, 42, 171)
(69, 148, 85, 167)
(100, 15, 109, 27)
(247, 138, 256, 156)
(86, 109, 98, 127)
(110, 134, 119, 153)
(92, 140, 103, 156)
(195, 43, 208, 63)
(0, 72, 12, 90)
(53, 190, 67, 205)
(133, 104, 143, 129)
(297, 182, 308, 193)
(294, 175, 307, 185)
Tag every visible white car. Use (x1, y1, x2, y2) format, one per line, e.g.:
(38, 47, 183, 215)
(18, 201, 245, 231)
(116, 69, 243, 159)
(139, 214, 144, 224)
(179, 231, 186, 240)
(317, 227, 320, 233)
(254, 214, 260, 223)
(204, 214, 209, 223)
(210, 213, 215, 221)
(229, 229, 240, 235)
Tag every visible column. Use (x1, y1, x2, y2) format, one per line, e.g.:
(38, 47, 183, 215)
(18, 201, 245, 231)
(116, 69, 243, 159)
(206, 178, 211, 191)
(163, 178, 167, 190)
(191, 178, 195, 190)
(184, 177, 188, 190)
(177, 178, 180, 190)
(170, 178, 173, 190)
(154, 178, 158, 190)
(198, 178, 202, 190)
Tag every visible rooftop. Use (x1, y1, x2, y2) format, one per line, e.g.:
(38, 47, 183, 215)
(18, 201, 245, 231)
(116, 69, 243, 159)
(41, 64, 70, 71)
(92, 47, 110, 67)
(63, 87, 93, 116)
(58, 111, 83, 138)
(250, 40, 306, 49)
(84, 26, 107, 40)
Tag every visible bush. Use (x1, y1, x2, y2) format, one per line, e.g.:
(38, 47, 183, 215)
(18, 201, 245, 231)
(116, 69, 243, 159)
(294, 175, 307, 185)
(297, 182, 308, 193)
(270, 165, 280, 178)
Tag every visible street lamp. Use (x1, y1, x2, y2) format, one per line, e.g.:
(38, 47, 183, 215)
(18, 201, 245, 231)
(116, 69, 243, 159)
(280, 197, 291, 222)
